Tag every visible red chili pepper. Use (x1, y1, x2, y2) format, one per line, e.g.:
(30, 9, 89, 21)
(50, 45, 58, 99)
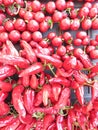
(22, 75, 30, 87)
(12, 85, 26, 117)
(73, 70, 88, 84)
(30, 74, 38, 89)
(39, 72, 45, 86)
(91, 63, 98, 73)
(51, 83, 61, 102)
(19, 62, 43, 77)
(91, 81, 98, 101)
(42, 84, 52, 106)
(56, 115, 64, 130)
(20, 40, 37, 63)
(0, 55, 29, 68)
(0, 81, 12, 92)
(49, 77, 70, 87)
(23, 89, 35, 114)
(0, 101, 10, 116)
(16, 124, 26, 130)
(47, 123, 56, 130)
(35, 120, 43, 130)
(0, 91, 8, 102)
(24, 119, 36, 130)
(34, 90, 43, 107)
(0, 115, 16, 128)
(75, 85, 84, 105)
(42, 114, 55, 130)
(74, 48, 93, 68)
(37, 53, 63, 68)
(0, 65, 17, 80)
(54, 88, 70, 110)
(56, 68, 73, 78)
(6, 40, 19, 56)
(2, 117, 20, 130)
(71, 80, 80, 89)
(63, 56, 77, 71)
(19, 114, 33, 124)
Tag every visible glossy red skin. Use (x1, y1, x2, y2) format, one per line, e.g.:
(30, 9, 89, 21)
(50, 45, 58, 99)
(82, 36, 90, 46)
(76, 31, 87, 40)
(9, 30, 21, 42)
(34, 11, 45, 23)
(32, 31, 42, 42)
(21, 31, 31, 42)
(92, 18, 98, 30)
(57, 45, 66, 56)
(90, 40, 98, 46)
(14, 18, 26, 32)
(15, 0, 24, 7)
(83, 2, 92, 9)
(95, 35, 98, 42)
(0, 25, 5, 32)
(27, 20, 39, 32)
(52, 36, 62, 47)
(78, 7, 89, 18)
(47, 32, 56, 40)
(63, 32, 72, 42)
(0, 91, 8, 102)
(2, 0, 14, 6)
(86, 45, 95, 53)
(89, 7, 97, 18)
(56, 0, 66, 11)
(0, 81, 12, 92)
(39, 21, 49, 32)
(70, 9, 78, 19)
(31, 0, 41, 12)
(4, 20, 14, 32)
(66, 1, 74, 10)
(0, 13, 6, 26)
(46, 1, 56, 14)
(60, 18, 70, 30)
(52, 11, 63, 22)
(0, 32, 8, 43)
(30, 74, 38, 89)
(81, 18, 92, 30)
(19, 8, 26, 18)
(0, 102, 10, 116)
(73, 38, 82, 46)
(90, 50, 98, 59)
(24, 11, 33, 21)
(39, 40, 49, 48)
(70, 18, 80, 30)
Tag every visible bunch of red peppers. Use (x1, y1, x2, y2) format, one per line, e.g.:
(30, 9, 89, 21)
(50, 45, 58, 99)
(0, 0, 98, 129)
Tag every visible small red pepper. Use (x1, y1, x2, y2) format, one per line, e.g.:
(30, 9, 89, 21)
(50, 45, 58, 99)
(19, 114, 33, 124)
(37, 53, 63, 68)
(56, 115, 64, 130)
(23, 89, 35, 114)
(12, 85, 26, 118)
(51, 83, 61, 102)
(91, 81, 98, 101)
(42, 114, 55, 130)
(54, 88, 70, 110)
(0, 65, 16, 80)
(75, 85, 84, 105)
(49, 77, 70, 87)
(42, 84, 52, 106)
(0, 80, 12, 92)
(0, 101, 10, 116)
(91, 63, 98, 73)
(20, 40, 37, 63)
(0, 55, 29, 68)
(0, 91, 8, 102)
(6, 40, 19, 56)
(0, 115, 16, 128)
(16, 124, 26, 130)
(22, 75, 30, 87)
(39, 72, 45, 86)
(2, 117, 20, 130)
(30, 74, 38, 89)
(34, 90, 43, 107)
(47, 123, 56, 130)
(19, 62, 43, 77)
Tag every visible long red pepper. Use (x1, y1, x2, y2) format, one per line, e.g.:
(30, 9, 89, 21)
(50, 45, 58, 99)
(19, 62, 43, 77)
(91, 81, 98, 101)
(0, 101, 10, 116)
(56, 115, 64, 130)
(37, 53, 63, 68)
(30, 74, 38, 89)
(0, 55, 29, 68)
(6, 40, 19, 56)
(20, 40, 37, 63)
(0, 91, 8, 102)
(0, 65, 16, 80)
(54, 88, 70, 110)
(23, 89, 35, 114)
(16, 124, 26, 130)
(0, 81, 12, 92)
(49, 77, 70, 87)
(12, 85, 26, 118)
